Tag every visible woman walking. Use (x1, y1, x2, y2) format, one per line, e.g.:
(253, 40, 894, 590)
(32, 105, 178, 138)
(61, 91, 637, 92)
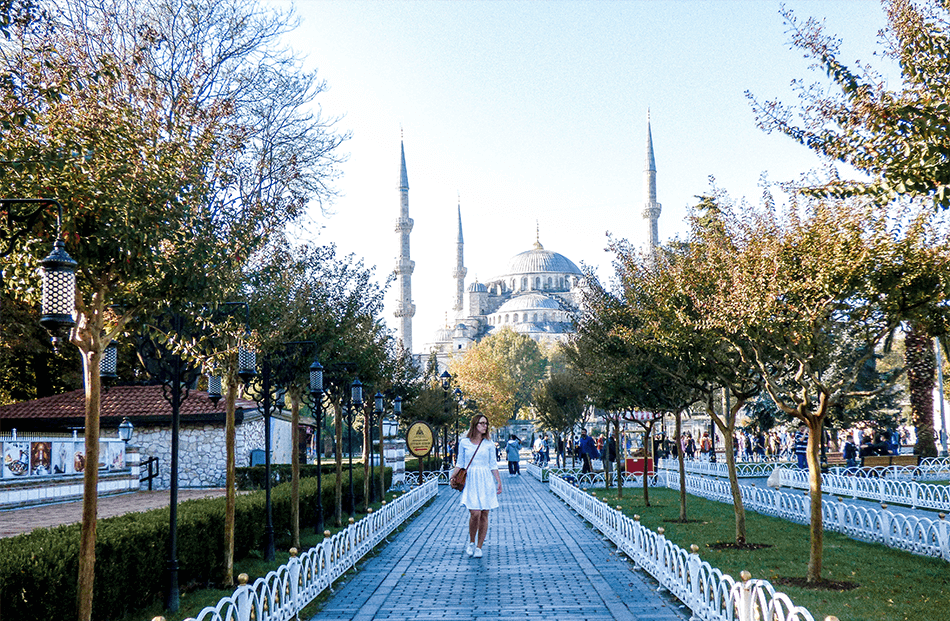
(451, 414, 502, 558)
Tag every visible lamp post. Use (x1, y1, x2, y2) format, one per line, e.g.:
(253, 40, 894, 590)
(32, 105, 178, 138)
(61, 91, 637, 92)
(348, 378, 363, 517)
(306, 360, 325, 532)
(370, 392, 383, 503)
(136, 312, 202, 613)
(453, 387, 463, 450)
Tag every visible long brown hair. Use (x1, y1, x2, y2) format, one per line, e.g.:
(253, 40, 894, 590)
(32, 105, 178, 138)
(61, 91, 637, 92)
(466, 414, 490, 443)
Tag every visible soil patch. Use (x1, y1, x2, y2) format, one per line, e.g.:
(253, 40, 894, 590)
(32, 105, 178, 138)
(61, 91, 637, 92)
(706, 541, 773, 551)
(662, 518, 704, 524)
(773, 576, 860, 591)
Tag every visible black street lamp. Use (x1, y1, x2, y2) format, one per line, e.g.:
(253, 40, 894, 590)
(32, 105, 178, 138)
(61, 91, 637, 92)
(135, 312, 202, 613)
(348, 378, 363, 518)
(369, 392, 383, 503)
(308, 360, 325, 533)
(453, 387, 463, 449)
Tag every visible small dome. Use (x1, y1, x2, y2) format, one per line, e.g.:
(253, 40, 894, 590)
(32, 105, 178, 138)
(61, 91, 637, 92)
(432, 326, 453, 342)
(495, 293, 562, 315)
(504, 246, 582, 276)
(468, 282, 487, 293)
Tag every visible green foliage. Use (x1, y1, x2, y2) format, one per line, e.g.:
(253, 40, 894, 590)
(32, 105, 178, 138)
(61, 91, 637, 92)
(450, 327, 548, 428)
(749, 0, 950, 211)
(0, 467, 391, 621)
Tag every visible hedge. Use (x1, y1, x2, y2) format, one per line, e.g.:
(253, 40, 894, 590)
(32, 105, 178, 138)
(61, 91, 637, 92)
(0, 466, 392, 621)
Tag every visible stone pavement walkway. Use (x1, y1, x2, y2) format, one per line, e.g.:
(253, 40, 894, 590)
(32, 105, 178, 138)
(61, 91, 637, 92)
(0, 489, 226, 538)
(309, 473, 688, 621)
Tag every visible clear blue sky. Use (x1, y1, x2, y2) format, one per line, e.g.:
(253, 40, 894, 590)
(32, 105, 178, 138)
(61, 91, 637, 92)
(273, 0, 896, 353)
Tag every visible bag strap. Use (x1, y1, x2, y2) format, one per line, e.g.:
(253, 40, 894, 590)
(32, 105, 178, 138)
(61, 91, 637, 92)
(464, 439, 482, 469)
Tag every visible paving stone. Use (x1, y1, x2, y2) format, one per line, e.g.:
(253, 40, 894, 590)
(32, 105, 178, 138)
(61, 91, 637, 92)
(307, 474, 688, 621)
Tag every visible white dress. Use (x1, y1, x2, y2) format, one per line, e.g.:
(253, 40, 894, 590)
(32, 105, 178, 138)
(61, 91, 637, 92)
(455, 437, 499, 510)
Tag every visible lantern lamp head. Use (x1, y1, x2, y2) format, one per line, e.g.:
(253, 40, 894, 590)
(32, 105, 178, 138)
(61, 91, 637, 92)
(39, 238, 77, 347)
(118, 417, 133, 443)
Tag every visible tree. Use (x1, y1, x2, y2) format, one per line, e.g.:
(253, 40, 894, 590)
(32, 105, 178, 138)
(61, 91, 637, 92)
(450, 327, 547, 429)
(0, 1, 346, 616)
(593, 226, 758, 532)
(748, 0, 950, 211)
(748, 0, 950, 458)
(533, 366, 587, 467)
(697, 192, 950, 583)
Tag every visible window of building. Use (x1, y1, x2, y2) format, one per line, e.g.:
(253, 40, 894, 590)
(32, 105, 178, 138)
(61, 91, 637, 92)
(535, 277, 541, 289)
(521, 277, 527, 290)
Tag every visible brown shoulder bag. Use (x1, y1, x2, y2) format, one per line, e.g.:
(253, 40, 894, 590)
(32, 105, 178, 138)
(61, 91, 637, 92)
(450, 440, 482, 491)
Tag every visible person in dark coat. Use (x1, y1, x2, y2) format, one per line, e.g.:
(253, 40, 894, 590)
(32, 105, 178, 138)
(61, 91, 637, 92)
(578, 428, 597, 474)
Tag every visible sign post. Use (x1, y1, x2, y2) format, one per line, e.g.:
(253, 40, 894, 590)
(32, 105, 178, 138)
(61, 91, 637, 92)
(405, 421, 434, 486)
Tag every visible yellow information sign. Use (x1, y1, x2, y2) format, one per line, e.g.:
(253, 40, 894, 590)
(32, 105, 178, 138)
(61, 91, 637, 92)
(405, 421, 434, 457)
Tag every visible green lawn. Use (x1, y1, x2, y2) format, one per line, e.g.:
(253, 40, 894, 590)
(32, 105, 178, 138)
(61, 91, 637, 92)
(587, 486, 950, 621)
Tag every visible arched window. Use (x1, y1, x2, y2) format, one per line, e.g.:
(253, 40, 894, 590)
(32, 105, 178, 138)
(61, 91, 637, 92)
(513, 313, 519, 323)
(535, 277, 541, 289)
(510, 279, 516, 291)
(505, 314, 509, 323)
(546, 277, 552, 289)
(521, 277, 528, 290)
(542, 313, 547, 322)
(532, 313, 538, 322)
(559, 277, 564, 289)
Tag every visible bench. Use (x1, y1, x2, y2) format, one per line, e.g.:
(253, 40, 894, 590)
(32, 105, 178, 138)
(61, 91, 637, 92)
(824, 451, 847, 466)
(862, 454, 919, 468)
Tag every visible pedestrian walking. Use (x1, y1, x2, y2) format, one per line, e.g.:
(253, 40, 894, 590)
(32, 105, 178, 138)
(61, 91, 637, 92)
(506, 434, 521, 476)
(579, 428, 597, 474)
(794, 425, 809, 469)
(451, 414, 502, 558)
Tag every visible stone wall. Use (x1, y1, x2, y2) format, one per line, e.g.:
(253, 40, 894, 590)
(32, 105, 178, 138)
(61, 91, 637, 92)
(133, 418, 266, 489)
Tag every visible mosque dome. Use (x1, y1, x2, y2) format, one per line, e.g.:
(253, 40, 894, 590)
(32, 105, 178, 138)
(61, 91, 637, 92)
(504, 241, 582, 276)
(468, 281, 487, 293)
(432, 325, 453, 342)
(495, 293, 562, 315)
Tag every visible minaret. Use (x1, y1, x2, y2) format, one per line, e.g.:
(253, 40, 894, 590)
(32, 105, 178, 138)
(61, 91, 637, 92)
(642, 111, 662, 253)
(394, 139, 415, 352)
(452, 199, 467, 318)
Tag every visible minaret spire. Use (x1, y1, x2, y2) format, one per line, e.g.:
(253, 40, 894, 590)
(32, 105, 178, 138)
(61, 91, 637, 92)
(642, 110, 661, 254)
(394, 138, 415, 352)
(452, 197, 467, 318)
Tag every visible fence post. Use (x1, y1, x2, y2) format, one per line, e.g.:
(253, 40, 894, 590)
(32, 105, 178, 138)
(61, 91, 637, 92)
(235, 573, 252, 621)
(937, 513, 949, 561)
(288, 548, 300, 610)
(687, 544, 703, 620)
(734, 571, 753, 621)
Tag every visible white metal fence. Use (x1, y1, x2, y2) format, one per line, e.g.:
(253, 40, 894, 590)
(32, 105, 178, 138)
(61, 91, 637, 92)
(663, 469, 950, 562)
(186, 478, 439, 621)
(777, 466, 950, 512)
(550, 473, 816, 621)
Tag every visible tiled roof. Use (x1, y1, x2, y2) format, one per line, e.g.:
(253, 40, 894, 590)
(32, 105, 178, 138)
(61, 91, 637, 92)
(0, 385, 258, 422)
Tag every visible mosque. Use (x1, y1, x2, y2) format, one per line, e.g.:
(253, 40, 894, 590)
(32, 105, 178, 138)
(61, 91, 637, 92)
(392, 115, 662, 366)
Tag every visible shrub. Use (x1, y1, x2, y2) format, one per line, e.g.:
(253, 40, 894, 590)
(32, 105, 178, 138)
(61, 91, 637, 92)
(0, 466, 392, 621)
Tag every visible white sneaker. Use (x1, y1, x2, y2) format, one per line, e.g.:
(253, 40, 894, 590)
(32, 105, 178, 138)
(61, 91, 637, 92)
(473, 547, 483, 558)
(466, 542, 474, 556)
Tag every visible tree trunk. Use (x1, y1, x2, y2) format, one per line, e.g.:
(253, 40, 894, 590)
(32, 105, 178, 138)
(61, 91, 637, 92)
(334, 402, 343, 527)
(77, 335, 102, 621)
(675, 411, 687, 522)
(223, 358, 237, 587)
(907, 323, 937, 457)
(805, 417, 824, 583)
(642, 423, 652, 507)
(614, 419, 623, 499)
(290, 394, 301, 550)
(603, 419, 612, 488)
(721, 425, 746, 544)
